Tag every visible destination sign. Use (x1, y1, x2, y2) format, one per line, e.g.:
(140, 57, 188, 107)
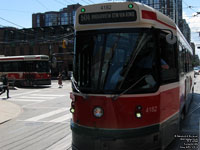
(79, 10, 137, 24)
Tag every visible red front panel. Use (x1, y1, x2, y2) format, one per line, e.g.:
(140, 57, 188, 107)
(72, 87, 180, 129)
(6, 72, 51, 80)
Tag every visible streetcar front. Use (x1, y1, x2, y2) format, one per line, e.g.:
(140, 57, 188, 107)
(70, 2, 179, 150)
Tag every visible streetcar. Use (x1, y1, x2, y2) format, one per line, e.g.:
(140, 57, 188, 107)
(0, 55, 51, 86)
(70, 2, 194, 150)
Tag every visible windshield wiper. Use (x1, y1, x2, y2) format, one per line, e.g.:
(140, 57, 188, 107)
(112, 75, 148, 100)
(70, 76, 88, 99)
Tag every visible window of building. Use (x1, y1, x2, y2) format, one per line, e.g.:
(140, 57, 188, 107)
(61, 13, 68, 25)
(45, 13, 58, 26)
(36, 15, 40, 27)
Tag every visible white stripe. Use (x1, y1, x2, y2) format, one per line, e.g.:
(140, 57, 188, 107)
(25, 108, 68, 122)
(9, 99, 45, 102)
(30, 94, 65, 97)
(19, 96, 54, 99)
(49, 114, 72, 122)
(11, 90, 41, 97)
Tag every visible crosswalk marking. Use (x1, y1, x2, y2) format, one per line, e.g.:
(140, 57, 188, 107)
(30, 94, 65, 97)
(25, 108, 69, 122)
(9, 99, 45, 102)
(19, 96, 55, 99)
(49, 114, 72, 123)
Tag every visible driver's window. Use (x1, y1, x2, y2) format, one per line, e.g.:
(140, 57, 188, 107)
(160, 34, 178, 84)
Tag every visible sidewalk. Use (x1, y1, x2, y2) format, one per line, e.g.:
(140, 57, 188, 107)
(0, 100, 22, 124)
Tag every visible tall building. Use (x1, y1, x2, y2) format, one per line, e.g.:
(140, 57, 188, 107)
(32, 4, 81, 28)
(127, 0, 191, 43)
(126, 0, 179, 25)
(179, 19, 191, 43)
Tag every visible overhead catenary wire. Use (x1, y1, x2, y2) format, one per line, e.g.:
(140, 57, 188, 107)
(0, 16, 25, 29)
(35, 0, 49, 10)
(54, 0, 67, 6)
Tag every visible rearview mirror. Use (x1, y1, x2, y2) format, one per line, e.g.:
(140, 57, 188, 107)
(166, 33, 176, 44)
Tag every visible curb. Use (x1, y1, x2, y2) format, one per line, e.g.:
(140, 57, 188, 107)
(0, 100, 22, 124)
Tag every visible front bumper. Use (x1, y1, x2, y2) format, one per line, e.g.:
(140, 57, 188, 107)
(71, 120, 161, 150)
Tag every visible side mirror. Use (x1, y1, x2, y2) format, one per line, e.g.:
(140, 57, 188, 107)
(166, 33, 176, 44)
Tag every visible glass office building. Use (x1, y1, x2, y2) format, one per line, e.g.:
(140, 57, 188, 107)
(127, 0, 179, 25)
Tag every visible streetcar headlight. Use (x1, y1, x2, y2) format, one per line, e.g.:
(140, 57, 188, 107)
(93, 107, 104, 118)
(135, 112, 142, 119)
(70, 108, 75, 113)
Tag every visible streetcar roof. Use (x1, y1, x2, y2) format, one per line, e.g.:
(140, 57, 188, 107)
(75, 2, 176, 33)
(0, 55, 49, 61)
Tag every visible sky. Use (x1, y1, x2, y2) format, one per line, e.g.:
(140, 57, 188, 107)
(0, 0, 199, 51)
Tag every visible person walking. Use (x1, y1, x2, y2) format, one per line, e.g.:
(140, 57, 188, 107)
(57, 72, 63, 88)
(0, 74, 9, 99)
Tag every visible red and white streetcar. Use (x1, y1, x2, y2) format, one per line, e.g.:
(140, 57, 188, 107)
(0, 55, 51, 86)
(70, 2, 194, 150)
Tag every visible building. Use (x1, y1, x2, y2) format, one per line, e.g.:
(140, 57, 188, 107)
(127, 0, 191, 43)
(0, 4, 82, 78)
(179, 19, 191, 43)
(0, 25, 74, 78)
(127, 0, 179, 24)
(32, 4, 81, 28)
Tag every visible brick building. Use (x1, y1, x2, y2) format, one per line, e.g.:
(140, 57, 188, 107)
(0, 4, 81, 78)
(0, 25, 74, 78)
(32, 4, 81, 28)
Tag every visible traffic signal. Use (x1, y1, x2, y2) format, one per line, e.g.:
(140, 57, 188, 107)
(62, 39, 67, 48)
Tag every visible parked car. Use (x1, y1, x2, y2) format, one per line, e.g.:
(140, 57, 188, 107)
(194, 67, 200, 75)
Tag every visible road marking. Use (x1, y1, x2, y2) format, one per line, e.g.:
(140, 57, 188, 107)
(30, 94, 66, 97)
(11, 90, 41, 97)
(49, 114, 72, 122)
(25, 108, 69, 122)
(9, 99, 45, 102)
(19, 96, 55, 99)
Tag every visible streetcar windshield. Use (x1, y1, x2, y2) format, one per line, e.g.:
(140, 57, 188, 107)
(74, 28, 159, 94)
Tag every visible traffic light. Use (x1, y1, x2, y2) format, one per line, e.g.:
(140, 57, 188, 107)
(62, 39, 67, 48)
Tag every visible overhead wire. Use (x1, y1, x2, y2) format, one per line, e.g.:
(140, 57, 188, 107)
(35, 0, 49, 10)
(0, 16, 25, 28)
(54, 0, 67, 6)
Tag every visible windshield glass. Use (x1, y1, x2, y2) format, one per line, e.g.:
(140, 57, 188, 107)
(74, 28, 159, 94)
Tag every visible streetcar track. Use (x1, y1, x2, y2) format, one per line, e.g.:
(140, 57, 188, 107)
(0, 122, 67, 149)
(16, 126, 71, 150)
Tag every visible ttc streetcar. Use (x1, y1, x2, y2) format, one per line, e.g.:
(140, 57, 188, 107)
(70, 2, 194, 150)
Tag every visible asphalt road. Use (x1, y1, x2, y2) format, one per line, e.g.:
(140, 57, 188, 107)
(0, 80, 72, 150)
(0, 77, 200, 150)
(166, 75, 200, 150)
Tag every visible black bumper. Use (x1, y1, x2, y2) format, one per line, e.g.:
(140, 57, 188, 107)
(71, 120, 161, 150)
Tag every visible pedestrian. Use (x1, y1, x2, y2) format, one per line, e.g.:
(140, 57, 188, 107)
(57, 72, 63, 88)
(0, 74, 10, 99)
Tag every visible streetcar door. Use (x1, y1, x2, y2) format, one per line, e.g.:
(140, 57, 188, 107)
(24, 61, 35, 86)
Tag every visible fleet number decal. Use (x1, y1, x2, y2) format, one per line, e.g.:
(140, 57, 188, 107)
(146, 106, 158, 113)
(100, 5, 111, 10)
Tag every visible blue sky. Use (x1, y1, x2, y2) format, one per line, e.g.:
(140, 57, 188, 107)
(0, 0, 199, 47)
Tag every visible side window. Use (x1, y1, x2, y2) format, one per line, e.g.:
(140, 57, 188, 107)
(160, 34, 178, 84)
(179, 42, 184, 73)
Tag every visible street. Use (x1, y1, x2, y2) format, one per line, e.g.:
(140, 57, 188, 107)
(0, 78, 200, 150)
(0, 80, 72, 150)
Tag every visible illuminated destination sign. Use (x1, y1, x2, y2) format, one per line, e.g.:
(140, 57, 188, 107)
(79, 10, 137, 24)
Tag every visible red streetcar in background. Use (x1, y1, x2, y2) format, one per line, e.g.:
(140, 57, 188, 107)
(70, 2, 194, 150)
(0, 55, 51, 86)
